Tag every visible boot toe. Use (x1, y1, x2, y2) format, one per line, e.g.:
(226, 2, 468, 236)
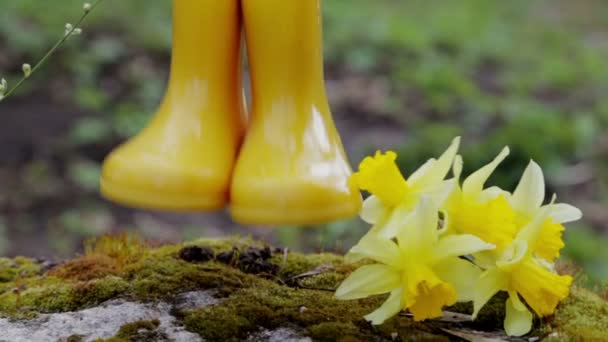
(100, 148, 229, 211)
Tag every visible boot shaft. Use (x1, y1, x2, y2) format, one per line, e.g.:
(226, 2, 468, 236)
(243, 0, 328, 111)
(167, 0, 243, 109)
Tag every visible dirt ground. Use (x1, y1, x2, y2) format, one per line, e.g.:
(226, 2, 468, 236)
(0, 87, 407, 258)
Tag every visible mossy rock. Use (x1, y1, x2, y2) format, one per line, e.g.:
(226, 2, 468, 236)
(0, 234, 606, 341)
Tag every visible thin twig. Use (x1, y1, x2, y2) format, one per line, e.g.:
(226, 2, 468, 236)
(0, 0, 103, 102)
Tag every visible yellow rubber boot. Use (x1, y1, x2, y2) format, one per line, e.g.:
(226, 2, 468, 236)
(231, 0, 362, 225)
(100, 0, 246, 211)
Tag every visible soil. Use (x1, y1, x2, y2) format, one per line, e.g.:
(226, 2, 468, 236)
(0, 88, 406, 259)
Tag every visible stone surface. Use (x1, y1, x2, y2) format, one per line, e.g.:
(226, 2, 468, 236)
(246, 328, 312, 342)
(0, 289, 313, 342)
(0, 292, 217, 342)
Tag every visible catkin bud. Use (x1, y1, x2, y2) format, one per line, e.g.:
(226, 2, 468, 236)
(65, 23, 73, 36)
(22, 64, 32, 78)
(83, 3, 92, 13)
(0, 78, 7, 100)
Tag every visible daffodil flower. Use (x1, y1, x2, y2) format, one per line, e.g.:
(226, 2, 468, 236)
(507, 160, 582, 261)
(335, 197, 495, 324)
(472, 205, 573, 337)
(350, 137, 460, 239)
(446, 147, 518, 252)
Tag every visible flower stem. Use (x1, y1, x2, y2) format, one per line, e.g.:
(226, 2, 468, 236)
(0, 0, 103, 103)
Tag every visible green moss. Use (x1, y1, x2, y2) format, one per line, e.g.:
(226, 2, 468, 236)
(544, 287, 608, 340)
(0, 257, 42, 284)
(184, 305, 254, 342)
(115, 319, 162, 339)
(1, 235, 607, 340)
(308, 322, 360, 341)
(49, 254, 120, 281)
(84, 233, 148, 268)
(57, 335, 84, 342)
(182, 280, 452, 341)
(0, 275, 129, 317)
(91, 319, 168, 342)
(274, 251, 345, 279)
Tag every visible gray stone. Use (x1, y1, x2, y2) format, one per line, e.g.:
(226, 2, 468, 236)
(0, 291, 220, 342)
(0, 289, 314, 342)
(174, 290, 222, 312)
(246, 328, 312, 342)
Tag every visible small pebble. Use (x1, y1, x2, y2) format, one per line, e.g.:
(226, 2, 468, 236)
(178, 246, 214, 263)
(260, 246, 272, 259)
(216, 249, 236, 264)
(245, 247, 262, 259)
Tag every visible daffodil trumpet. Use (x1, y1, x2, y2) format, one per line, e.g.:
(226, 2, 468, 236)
(230, 0, 361, 224)
(348, 137, 460, 243)
(100, 0, 246, 211)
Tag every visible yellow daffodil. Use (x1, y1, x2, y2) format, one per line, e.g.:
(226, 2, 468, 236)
(350, 137, 460, 238)
(335, 197, 495, 324)
(507, 160, 582, 261)
(473, 205, 573, 336)
(446, 147, 518, 253)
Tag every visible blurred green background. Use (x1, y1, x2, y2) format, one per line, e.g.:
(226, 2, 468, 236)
(0, 0, 607, 284)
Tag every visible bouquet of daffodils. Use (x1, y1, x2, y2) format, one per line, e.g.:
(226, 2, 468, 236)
(335, 137, 582, 337)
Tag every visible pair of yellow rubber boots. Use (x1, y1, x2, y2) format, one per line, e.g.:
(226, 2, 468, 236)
(100, 0, 362, 225)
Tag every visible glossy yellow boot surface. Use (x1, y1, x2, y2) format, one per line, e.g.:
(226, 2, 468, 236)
(231, 0, 361, 225)
(101, 0, 245, 211)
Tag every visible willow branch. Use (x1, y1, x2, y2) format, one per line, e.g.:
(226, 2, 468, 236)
(0, 0, 103, 102)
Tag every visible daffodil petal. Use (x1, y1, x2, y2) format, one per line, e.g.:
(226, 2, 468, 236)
(407, 158, 436, 184)
(361, 195, 386, 224)
(433, 234, 496, 261)
(473, 268, 508, 318)
(335, 264, 400, 300)
(510, 160, 545, 217)
(514, 203, 552, 247)
(396, 197, 438, 253)
(365, 289, 403, 325)
(377, 201, 414, 239)
(463, 146, 510, 198)
(544, 203, 582, 223)
(504, 297, 533, 337)
(347, 232, 401, 265)
(508, 291, 527, 311)
(471, 250, 498, 269)
(478, 186, 510, 203)
(345, 232, 401, 266)
(497, 240, 528, 267)
(409, 137, 460, 190)
(343, 251, 365, 264)
(452, 154, 463, 181)
(425, 179, 457, 209)
(434, 257, 482, 302)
